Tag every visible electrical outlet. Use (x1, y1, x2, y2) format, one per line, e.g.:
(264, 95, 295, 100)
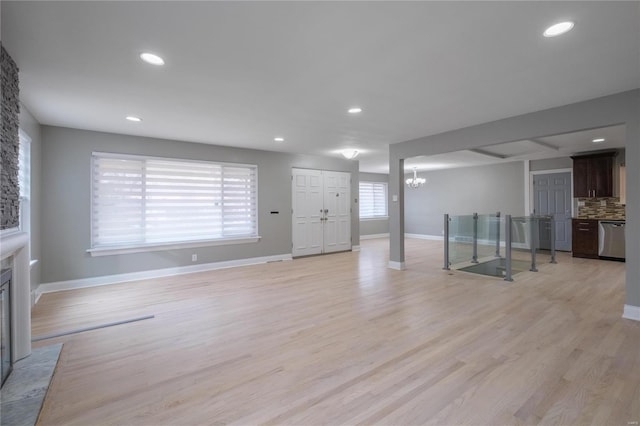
(191, 254, 197, 262)
(600, 200, 607, 207)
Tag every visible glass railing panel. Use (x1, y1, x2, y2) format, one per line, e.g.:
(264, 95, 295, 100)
(446, 212, 502, 270)
(475, 213, 503, 261)
(446, 214, 477, 266)
(511, 215, 555, 269)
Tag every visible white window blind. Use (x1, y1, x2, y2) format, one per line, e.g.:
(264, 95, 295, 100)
(18, 130, 31, 237)
(91, 153, 258, 249)
(359, 182, 387, 218)
(18, 132, 30, 200)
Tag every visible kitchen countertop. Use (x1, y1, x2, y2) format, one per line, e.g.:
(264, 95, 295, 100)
(574, 217, 625, 221)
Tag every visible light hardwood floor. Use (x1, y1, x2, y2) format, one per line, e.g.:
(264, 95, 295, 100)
(32, 238, 639, 425)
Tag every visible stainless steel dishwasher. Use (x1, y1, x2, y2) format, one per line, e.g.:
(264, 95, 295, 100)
(598, 220, 625, 260)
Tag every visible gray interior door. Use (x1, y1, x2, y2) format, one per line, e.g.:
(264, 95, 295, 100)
(533, 172, 572, 251)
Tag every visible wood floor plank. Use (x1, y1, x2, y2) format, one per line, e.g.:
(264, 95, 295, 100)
(31, 238, 640, 425)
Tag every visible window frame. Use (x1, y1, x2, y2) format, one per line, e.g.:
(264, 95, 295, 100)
(359, 181, 388, 220)
(88, 152, 260, 257)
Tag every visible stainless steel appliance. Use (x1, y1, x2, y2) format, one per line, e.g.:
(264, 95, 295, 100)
(598, 220, 625, 260)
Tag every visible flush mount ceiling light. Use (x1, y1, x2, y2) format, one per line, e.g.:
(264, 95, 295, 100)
(341, 149, 359, 159)
(406, 168, 426, 189)
(592, 138, 606, 143)
(348, 107, 363, 114)
(274, 137, 284, 142)
(139, 52, 165, 66)
(543, 21, 574, 37)
(125, 116, 142, 122)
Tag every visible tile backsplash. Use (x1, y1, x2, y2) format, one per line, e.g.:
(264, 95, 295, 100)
(576, 197, 625, 219)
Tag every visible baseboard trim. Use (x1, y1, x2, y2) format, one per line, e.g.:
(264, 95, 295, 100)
(623, 304, 640, 321)
(31, 289, 41, 306)
(364, 233, 530, 249)
(388, 261, 405, 270)
(404, 233, 530, 250)
(35, 253, 293, 298)
(360, 233, 390, 240)
(405, 233, 444, 241)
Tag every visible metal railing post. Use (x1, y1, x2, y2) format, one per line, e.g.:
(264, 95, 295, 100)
(504, 215, 513, 281)
(530, 216, 538, 272)
(495, 211, 501, 257)
(550, 216, 557, 264)
(472, 213, 478, 263)
(443, 214, 450, 270)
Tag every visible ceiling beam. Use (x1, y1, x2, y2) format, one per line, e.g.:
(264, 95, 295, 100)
(469, 148, 508, 159)
(528, 138, 560, 151)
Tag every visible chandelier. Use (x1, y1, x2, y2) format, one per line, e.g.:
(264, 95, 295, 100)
(405, 168, 426, 189)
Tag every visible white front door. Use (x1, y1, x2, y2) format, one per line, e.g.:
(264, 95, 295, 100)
(323, 171, 351, 253)
(292, 169, 351, 257)
(292, 169, 323, 256)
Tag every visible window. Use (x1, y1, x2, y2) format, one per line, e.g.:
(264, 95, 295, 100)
(91, 153, 258, 253)
(18, 130, 31, 236)
(359, 181, 388, 219)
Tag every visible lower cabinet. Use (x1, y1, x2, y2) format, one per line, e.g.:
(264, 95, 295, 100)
(572, 219, 599, 258)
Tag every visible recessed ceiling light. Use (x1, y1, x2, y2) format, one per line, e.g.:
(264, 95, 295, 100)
(126, 116, 142, 122)
(140, 52, 165, 66)
(543, 21, 574, 37)
(274, 137, 284, 142)
(592, 138, 606, 143)
(341, 149, 359, 159)
(348, 107, 363, 114)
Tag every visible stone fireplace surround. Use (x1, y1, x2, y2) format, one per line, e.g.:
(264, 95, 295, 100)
(0, 230, 32, 362)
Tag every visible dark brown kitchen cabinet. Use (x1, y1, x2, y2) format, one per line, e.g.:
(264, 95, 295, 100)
(572, 219, 598, 258)
(571, 152, 615, 198)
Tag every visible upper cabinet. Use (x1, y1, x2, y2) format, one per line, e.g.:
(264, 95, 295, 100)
(571, 152, 616, 198)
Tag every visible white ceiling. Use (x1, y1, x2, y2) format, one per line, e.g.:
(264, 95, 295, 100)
(2, 2, 639, 173)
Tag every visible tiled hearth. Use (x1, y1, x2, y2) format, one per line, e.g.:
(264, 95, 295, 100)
(0, 343, 62, 426)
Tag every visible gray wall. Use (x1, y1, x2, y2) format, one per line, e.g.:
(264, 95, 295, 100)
(404, 161, 525, 236)
(40, 126, 359, 283)
(530, 157, 572, 171)
(388, 89, 640, 309)
(359, 172, 389, 237)
(18, 105, 42, 290)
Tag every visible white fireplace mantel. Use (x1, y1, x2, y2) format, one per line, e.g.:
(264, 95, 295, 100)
(0, 230, 32, 361)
